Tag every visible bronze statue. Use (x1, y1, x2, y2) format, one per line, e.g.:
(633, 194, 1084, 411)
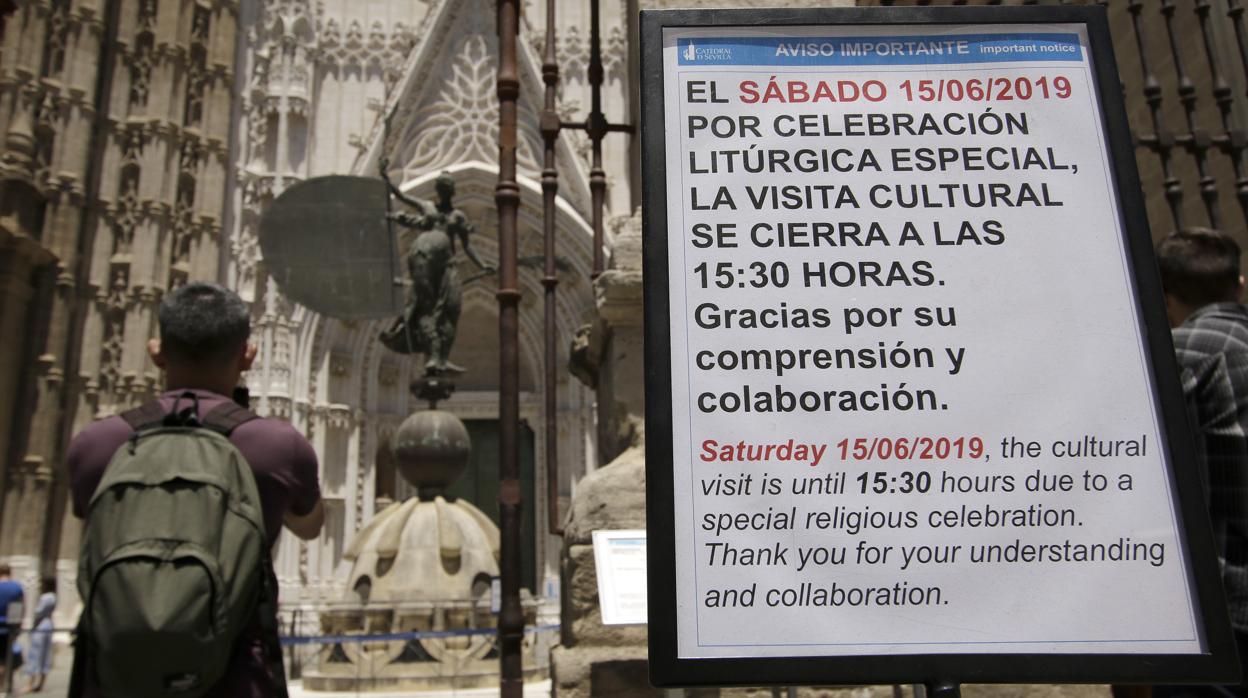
(378, 159, 494, 375)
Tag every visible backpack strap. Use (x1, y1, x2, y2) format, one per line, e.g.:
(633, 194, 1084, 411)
(257, 549, 290, 697)
(120, 395, 259, 436)
(119, 401, 168, 432)
(200, 400, 287, 694)
(200, 401, 259, 436)
(67, 618, 88, 698)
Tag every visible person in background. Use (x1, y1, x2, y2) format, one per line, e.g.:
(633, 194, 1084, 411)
(1156, 228, 1248, 697)
(0, 564, 23, 694)
(19, 577, 55, 694)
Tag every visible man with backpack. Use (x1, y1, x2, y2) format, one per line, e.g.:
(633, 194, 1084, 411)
(66, 282, 323, 697)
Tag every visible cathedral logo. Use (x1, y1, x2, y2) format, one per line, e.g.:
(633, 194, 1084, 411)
(681, 40, 732, 63)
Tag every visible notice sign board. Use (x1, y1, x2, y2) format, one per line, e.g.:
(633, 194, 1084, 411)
(641, 6, 1237, 688)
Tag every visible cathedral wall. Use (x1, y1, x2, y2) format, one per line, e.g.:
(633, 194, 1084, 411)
(0, 0, 240, 632)
(0, 0, 632, 633)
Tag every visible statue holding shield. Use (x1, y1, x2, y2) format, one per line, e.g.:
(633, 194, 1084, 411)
(378, 159, 494, 374)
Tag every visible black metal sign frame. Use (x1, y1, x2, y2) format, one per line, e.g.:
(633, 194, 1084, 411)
(641, 5, 1239, 688)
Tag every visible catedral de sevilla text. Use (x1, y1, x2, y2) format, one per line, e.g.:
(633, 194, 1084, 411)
(642, 6, 1240, 690)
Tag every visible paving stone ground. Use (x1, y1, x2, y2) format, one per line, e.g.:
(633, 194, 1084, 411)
(0, 651, 70, 697)
(10, 653, 1117, 698)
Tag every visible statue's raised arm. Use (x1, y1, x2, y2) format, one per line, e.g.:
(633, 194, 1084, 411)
(379, 157, 432, 216)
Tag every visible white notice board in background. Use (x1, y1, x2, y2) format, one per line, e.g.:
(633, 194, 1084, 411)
(642, 9, 1238, 685)
(592, 530, 648, 625)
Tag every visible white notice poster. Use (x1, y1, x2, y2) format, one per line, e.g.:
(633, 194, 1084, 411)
(661, 24, 1200, 659)
(593, 530, 649, 626)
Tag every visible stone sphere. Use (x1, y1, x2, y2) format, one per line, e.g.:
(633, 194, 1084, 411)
(390, 409, 471, 498)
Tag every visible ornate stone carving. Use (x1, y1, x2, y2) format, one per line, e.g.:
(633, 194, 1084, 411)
(96, 266, 129, 410)
(391, 33, 542, 180)
(378, 360, 399, 388)
(329, 351, 351, 377)
(111, 167, 140, 256)
(167, 174, 195, 290)
(184, 5, 212, 128)
(315, 15, 413, 74)
(42, 0, 72, 78)
(128, 1, 157, 108)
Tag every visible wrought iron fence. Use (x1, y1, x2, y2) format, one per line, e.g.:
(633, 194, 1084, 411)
(868, 0, 1248, 245)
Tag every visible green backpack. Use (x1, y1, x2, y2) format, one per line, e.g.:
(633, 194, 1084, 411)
(75, 393, 286, 697)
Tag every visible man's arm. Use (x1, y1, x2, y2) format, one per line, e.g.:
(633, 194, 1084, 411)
(283, 426, 324, 540)
(284, 499, 324, 540)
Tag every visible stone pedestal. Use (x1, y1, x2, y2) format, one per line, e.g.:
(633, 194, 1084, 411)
(307, 398, 549, 691)
(551, 436, 648, 698)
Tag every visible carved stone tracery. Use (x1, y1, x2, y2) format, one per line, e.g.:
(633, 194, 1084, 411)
(389, 30, 548, 191)
(315, 15, 414, 84)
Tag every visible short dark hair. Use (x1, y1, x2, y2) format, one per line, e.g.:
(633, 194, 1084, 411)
(1156, 228, 1243, 307)
(40, 577, 55, 594)
(158, 282, 250, 365)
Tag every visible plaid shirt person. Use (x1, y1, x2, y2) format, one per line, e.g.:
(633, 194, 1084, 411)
(1152, 228, 1248, 697)
(1174, 301, 1248, 633)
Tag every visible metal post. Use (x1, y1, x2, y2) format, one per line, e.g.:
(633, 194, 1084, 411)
(2, 626, 12, 697)
(1160, 0, 1220, 228)
(564, 0, 635, 283)
(1197, 0, 1248, 228)
(925, 682, 961, 698)
(588, 0, 606, 278)
(540, 0, 563, 537)
(1229, 0, 1248, 230)
(1128, 0, 1185, 230)
(495, 0, 524, 696)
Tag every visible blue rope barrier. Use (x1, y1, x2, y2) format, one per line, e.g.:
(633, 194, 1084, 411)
(4, 623, 563, 647)
(278, 623, 560, 647)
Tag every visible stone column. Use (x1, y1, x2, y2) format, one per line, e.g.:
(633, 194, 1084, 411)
(0, 232, 52, 499)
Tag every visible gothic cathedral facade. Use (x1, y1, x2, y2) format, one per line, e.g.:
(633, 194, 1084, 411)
(0, 0, 635, 628)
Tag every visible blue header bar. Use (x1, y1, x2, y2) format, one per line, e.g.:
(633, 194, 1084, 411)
(676, 33, 1083, 66)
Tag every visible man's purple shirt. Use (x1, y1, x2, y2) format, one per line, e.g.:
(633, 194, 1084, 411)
(67, 388, 321, 697)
